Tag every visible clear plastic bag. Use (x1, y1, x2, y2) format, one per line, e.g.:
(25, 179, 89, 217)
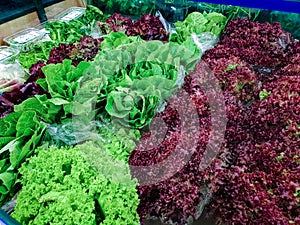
(191, 32, 219, 54)
(156, 10, 172, 33)
(0, 47, 27, 90)
(46, 120, 104, 146)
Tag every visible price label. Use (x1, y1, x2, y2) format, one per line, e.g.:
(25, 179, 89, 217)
(60, 10, 83, 21)
(0, 50, 13, 61)
(13, 31, 41, 44)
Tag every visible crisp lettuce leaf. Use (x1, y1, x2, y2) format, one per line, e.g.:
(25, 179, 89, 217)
(0, 111, 46, 206)
(12, 143, 140, 225)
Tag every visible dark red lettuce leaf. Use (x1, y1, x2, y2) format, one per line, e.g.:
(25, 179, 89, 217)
(126, 14, 169, 41)
(106, 13, 133, 32)
(201, 19, 299, 225)
(203, 18, 293, 82)
(0, 96, 14, 119)
(249, 76, 300, 143)
(27, 60, 47, 83)
(69, 36, 103, 66)
(46, 43, 75, 65)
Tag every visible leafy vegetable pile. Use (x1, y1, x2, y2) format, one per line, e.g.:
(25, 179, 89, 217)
(98, 13, 170, 41)
(126, 14, 169, 41)
(0, 111, 46, 205)
(204, 18, 293, 70)
(200, 18, 300, 224)
(46, 35, 103, 66)
(17, 5, 106, 71)
(0, 6, 299, 225)
(1, 25, 201, 224)
(0, 36, 102, 119)
(17, 41, 56, 70)
(170, 12, 227, 44)
(45, 5, 106, 44)
(130, 17, 299, 225)
(15, 60, 93, 124)
(12, 142, 140, 225)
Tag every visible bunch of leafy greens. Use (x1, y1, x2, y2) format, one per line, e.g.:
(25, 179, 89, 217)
(83, 39, 200, 129)
(45, 20, 88, 44)
(103, 60, 179, 129)
(105, 77, 176, 128)
(0, 111, 46, 206)
(17, 6, 105, 71)
(14, 60, 96, 124)
(79, 5, 108, 26)
(96, 122, 141, 163)
(17, 41, 56, 70)
(125, 14, 170, 41)
(98, 13, 169, 41)
(45, 6, 106, 44)
(170, 11, 227, 44)
(90, 39, 200, 80)
(12, 142, 140, 225)
(100, 32, 143, 52)
(46, 36, 103, 66)
(200, 18, 300, 225)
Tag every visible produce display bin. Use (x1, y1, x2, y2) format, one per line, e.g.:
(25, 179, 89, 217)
(0, 1, 299, 225)
(3, 28, 46, 52)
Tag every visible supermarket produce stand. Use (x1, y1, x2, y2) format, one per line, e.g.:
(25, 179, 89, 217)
(0, 1, 299, 225)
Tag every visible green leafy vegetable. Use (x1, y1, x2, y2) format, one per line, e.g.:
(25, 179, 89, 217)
(15, 60, 96, 124)
(12, 142, 140, 225)
(79, 5, 107, 26)
(17, 41, 56, 70)
(259, 89, 272, 100)
(97, 124, 140, 162)
(45, 20, 88, 44)
(90, 40, 200, 78)
(105, 76, 177, 128)
(81, 40, 199, 128)
(101, 32, 143, 52)
(45, 6, 106, 44)
(170, 11, 227, 43)
(0, 111, 46, 206)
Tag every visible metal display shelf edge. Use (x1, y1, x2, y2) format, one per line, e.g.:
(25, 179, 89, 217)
(0, 210, 21, 225)
(191, 0, 300, 14)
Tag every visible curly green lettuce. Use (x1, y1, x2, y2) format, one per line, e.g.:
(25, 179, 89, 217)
(12, 142, 140, 225)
